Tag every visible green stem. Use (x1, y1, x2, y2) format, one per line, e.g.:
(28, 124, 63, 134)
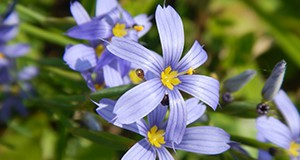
(231, 134, 275, 150)
(20, 23, 78, 46)
(16, 4, 76, 26)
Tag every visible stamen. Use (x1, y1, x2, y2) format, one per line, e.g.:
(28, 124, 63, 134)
(95, 44, 104, 57)
(161, 66, 181, 90)
(161, 66, 193, 90)
(133, 25, 144, 32)
(112, 23, 127, 37)
(288, 141, 300, 157)
(147, 125, 166, 148)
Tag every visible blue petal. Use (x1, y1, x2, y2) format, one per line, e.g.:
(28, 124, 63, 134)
(17, 66, 38, 81)
(148, 104, 167, 128)
(256, 116, 292, 149)
(0, 25, 16, 42)
(121, 139, 156, 160)
(95, 0, 118, 17)
(70, 1, 91, 25)
(3, 44, 30, 58)
(178, 75, 219, 110)
(155, 5, 184, 68)
(165, 88, 187, 144)
(107, 37, 163, 76)
(103, 65, 124, 87)
(119, 7, 135, 27)
(1, 12, 18, 42)
(274, 90, 300, 139)
(63, 44, 97, 72)
(95, 98, 148, 136)
(169, 126, 230, 154)
(156, 147, 174, 160)
(185, 98, 206, 125)
(176, 41, 207, 72)
(117, 57, 131, 77)
(134, 14, 152, 38)
(66, 18, 112, 40)
(113, 78, 165, 124)
(257, 132, 273, 160)
(81, 71, 96, 92)
(94, 49, 116, 71)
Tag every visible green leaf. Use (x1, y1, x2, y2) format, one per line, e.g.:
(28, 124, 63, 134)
(231, 135, 276, 150)
(71, 128, 135, 151)
(90, 84, 135, 100)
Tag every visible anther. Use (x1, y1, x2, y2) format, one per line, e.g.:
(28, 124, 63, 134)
(133, 24, 144, 32)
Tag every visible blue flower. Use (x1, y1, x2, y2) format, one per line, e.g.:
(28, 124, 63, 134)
(95, 98, 230, 160)
(63, 0, 152, 91)
(257, 90, 300, 159)
(106, 5, 219, 144)
(0, 10, 37, 122)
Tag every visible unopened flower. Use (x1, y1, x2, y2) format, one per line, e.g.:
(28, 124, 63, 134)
(95, 98, 230, 160)
(107, 5, 219, 144)
(262, 60, 286, 101)
(223, 69, 256, 93)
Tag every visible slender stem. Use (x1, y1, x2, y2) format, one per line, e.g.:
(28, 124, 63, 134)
(20, 23, 78, 46)
(231, 134, 276, 150)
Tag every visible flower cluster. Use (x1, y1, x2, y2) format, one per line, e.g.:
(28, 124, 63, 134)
(0, 8, 37, 122)
(63, 0, 152, 91)
(67, 1, 231, 159)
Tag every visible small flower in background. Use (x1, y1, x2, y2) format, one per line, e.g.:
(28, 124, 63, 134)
(222, 69, 256, 103)
(63, 0, 152, 91)
(256, 90, 300, 159)
(95, 98, 230, 160)
(107, 5, 219, 144)
(0, 7, 38, 122)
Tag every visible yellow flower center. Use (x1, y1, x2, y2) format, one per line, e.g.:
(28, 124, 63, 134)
(147, 125, 165, 148)
(95, 44, 104, 57)
(129, 70, 143, 84)
(0, 53, 5, 59)
(133, 25, 144, 32)
(112, 23, 127, 37)
(288, 141, 300, 157)
(161, 66, 194, 90)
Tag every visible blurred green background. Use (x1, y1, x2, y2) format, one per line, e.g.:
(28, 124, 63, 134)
(0, 0, 299, 159)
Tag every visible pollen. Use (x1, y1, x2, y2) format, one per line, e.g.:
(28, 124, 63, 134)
(129, 70, 143, 84)
(187, 67, 194, 75)
(161, 66, 181, 90)
(133, 25, 144, 32)
(112, 23, 127, 37)
(95, 44, 104, 57)
(94, 83, 104, 91)
(288, 141, 300, 157)
(147, 125, 166, 148)
(0, 53, 5, 59)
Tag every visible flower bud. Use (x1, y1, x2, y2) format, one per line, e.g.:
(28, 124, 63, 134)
(223, 69, 256, 93)
(262, 60, 286, 101)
